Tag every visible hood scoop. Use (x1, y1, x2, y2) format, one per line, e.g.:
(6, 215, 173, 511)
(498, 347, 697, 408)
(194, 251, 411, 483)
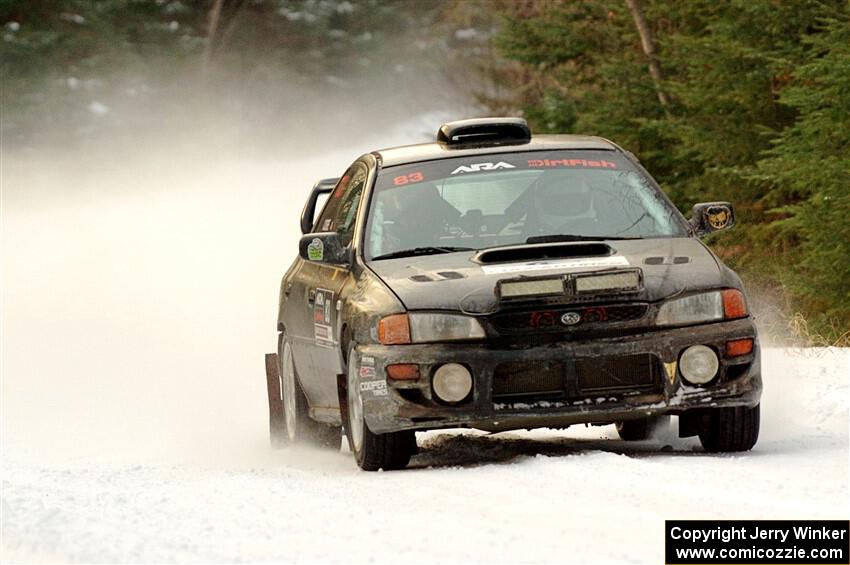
(473, 242, 613, 265)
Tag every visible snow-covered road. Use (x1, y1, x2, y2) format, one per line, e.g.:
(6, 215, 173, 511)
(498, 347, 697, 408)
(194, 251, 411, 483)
(2, 121, 848, 563)
(2, 349, 848, 563)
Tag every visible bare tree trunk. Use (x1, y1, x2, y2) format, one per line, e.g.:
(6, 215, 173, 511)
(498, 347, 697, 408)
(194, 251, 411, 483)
(202, 0, 225, 74)
(624, 0, 670, 110)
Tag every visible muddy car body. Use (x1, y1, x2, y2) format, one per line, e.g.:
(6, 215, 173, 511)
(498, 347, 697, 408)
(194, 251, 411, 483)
(271, 118, 761, 470)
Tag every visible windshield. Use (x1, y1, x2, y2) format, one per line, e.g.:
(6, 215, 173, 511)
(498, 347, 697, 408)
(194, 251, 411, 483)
(365, 150, 686, 260)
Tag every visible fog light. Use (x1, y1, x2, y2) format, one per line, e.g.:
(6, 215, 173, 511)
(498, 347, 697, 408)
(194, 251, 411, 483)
(679, 345, 719, 384)
(432, 363, 472, 403)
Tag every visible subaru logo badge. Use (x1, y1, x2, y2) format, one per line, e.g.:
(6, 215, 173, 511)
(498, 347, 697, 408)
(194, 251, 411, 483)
(561, 312, 581, 326)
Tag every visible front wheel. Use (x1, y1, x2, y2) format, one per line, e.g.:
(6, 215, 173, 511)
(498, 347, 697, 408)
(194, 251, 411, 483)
(278, 333, 341, 448)
(345, 345, 415, 471)
(698, 404, 760, 452)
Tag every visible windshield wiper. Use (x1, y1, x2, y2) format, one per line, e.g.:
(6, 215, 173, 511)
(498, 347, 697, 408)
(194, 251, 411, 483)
(526, 234, 644, 244)
(371, 246, 474, 261)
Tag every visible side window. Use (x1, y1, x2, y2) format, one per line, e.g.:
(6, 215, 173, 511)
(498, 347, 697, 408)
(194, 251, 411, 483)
(314, 163, 367, 247)
(314, 172, 351, 233)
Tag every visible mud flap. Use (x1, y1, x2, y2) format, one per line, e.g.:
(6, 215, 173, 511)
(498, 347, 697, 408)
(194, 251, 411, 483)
(337, 373, 352, 452)
(678, 409, 704, 438)
(265, 353, 286, 448)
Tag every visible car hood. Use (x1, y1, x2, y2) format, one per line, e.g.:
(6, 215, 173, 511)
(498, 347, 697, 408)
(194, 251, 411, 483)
(366, 238, 727, 314)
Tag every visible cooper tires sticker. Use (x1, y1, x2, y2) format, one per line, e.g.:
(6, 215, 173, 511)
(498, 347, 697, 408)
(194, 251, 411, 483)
(359, 379, 388, 397)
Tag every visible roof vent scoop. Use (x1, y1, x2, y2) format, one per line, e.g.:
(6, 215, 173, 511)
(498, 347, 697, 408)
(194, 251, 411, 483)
(437, 117, 531, 147)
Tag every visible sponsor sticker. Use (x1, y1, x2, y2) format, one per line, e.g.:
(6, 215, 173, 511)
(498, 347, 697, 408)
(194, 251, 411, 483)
(307, 237, 324, 261)
(706, 206, 732, 229)
(528, 158, 617, 169)
(482, 255, 629, 275)
(451, 161, 516, 175)
(313, 288, 335, 346)
(359, 380, 388, 397)
(359, 366, 376, 379)
(664, 361, 678, 385)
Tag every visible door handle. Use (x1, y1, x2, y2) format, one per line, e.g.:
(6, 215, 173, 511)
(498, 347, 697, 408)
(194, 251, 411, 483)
(284, 282, 293, 297)
(307, 289, 316, 304)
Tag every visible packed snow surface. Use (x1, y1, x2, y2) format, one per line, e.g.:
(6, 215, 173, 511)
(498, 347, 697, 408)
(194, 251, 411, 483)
(2, 120, 848, 563)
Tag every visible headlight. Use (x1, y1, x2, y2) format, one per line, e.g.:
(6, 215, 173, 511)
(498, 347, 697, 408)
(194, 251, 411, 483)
(378, 313, 485, 344)
(410, 313, 485, 343)
(656, 291, 723, 326)
(655, 289, 748, 326)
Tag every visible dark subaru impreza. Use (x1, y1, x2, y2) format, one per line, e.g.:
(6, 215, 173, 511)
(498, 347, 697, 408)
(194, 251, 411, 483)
(266, 118, 761, 471)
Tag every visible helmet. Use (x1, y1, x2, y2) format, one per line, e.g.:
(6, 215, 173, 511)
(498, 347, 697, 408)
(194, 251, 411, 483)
(533, 172, 593, 218)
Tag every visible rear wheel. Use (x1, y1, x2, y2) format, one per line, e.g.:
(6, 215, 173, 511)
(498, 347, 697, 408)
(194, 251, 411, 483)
(278, 333, 341, 448)
(615, 417, 653, 441)
(345, 345, 415, 471)
(698, 404, 760, 452)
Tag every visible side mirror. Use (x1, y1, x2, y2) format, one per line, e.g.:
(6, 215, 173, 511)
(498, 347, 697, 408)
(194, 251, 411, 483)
(300, 177, 339, 234)
(690, 202, 736, 236)
(299, 232, 350, 265)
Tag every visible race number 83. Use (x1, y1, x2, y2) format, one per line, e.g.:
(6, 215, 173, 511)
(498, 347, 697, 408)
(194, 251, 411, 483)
(393, 172, 424, 186)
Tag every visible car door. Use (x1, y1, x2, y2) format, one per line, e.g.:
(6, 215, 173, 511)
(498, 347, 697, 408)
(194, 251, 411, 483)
(281, 179, 345, 391)
(297, 162, 369, 412)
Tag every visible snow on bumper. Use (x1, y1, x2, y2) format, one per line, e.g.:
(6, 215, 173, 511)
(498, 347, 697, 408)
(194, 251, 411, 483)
(353, 318, 761, 434)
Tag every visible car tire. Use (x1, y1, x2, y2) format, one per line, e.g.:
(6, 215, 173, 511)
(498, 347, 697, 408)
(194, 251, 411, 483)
(698, 404, 760, 452)
(615, 417, 653, 441)
(278, 333, 341, 449)
(344, 344, 415, 471)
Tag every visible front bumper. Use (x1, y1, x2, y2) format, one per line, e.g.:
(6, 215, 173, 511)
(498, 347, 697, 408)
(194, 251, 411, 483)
(353, 318, 761, 434)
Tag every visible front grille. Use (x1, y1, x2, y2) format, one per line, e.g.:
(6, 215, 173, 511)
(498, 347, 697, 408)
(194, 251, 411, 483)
(489, 303, 648, 335)
(493, 360, 565, 398)
(493, 354, 660, 403)
(575, 355, 657, 394)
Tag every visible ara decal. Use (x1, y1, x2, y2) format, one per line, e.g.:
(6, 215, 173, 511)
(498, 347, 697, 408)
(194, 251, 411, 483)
(451, 161, 516, 175)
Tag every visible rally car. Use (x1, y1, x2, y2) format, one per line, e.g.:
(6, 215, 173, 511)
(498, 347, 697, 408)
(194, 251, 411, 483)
(265, 117, 761, 471)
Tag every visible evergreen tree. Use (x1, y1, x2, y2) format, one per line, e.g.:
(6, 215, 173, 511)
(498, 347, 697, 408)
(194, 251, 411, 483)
(492, 0, 850, 340)
(754, 13, 850, 337)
